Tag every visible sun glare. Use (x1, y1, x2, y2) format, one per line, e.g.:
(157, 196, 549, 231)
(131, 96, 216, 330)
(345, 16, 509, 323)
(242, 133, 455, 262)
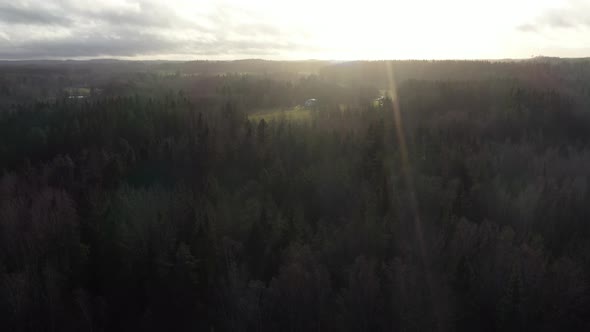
(163, 0, 568, 60)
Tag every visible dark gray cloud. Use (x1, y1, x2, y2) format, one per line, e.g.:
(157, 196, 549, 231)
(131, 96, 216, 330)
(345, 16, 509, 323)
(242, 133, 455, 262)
(0, 1, 192, 28)
(0, 4, 71, 25)
(0, 36, 296, 59)
(0, 0, 303, 59)
(1, 33, 181, 58)
(0, 27, 301, 59)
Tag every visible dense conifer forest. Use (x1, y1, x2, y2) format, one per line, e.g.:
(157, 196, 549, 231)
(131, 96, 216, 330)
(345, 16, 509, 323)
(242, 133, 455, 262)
(2, 59, 590, 331)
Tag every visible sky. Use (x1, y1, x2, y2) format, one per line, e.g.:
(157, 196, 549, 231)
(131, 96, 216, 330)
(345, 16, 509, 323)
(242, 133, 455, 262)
(0, 0, 589, 60)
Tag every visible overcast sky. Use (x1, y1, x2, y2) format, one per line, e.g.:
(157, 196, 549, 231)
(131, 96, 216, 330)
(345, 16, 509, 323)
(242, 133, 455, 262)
(0, 0, 589, 60)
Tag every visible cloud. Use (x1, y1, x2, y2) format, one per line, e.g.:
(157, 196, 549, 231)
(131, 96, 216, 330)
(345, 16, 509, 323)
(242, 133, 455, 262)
(0, 0, 307, 59)
(1, 33, 179, 58)
(517, 24, 537, 32)
(518, 0, 590, 33)
(0, 3, 71, 25)
(77, 2, 185, 29)
(0, 27, 303, 59)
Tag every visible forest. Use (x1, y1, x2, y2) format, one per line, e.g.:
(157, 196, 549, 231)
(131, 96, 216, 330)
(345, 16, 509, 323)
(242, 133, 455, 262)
(1, 59, 590, 331)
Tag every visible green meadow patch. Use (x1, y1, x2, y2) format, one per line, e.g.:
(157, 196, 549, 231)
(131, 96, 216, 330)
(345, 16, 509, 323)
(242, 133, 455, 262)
(249, 106, 312, 122)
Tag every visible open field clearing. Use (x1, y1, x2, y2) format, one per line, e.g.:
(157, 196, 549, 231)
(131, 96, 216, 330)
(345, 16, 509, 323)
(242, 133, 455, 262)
(248, 106, 312, 122)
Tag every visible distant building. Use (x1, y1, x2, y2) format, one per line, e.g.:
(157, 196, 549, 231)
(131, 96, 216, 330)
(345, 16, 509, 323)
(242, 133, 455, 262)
(374, 96, 385, 107)
(304, 98, 317, 108)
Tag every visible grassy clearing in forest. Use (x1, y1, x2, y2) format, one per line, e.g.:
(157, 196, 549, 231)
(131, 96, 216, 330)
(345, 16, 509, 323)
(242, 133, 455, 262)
(248, 106, 312, 122)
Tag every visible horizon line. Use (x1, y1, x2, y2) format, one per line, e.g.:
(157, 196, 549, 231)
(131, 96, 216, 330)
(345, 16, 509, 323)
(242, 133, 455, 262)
(0, 55, 587, 63)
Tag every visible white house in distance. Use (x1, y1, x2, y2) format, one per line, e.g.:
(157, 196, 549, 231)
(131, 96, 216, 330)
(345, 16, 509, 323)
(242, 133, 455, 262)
(374, 96, 385, 107)
(304, 98, 317, 108)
